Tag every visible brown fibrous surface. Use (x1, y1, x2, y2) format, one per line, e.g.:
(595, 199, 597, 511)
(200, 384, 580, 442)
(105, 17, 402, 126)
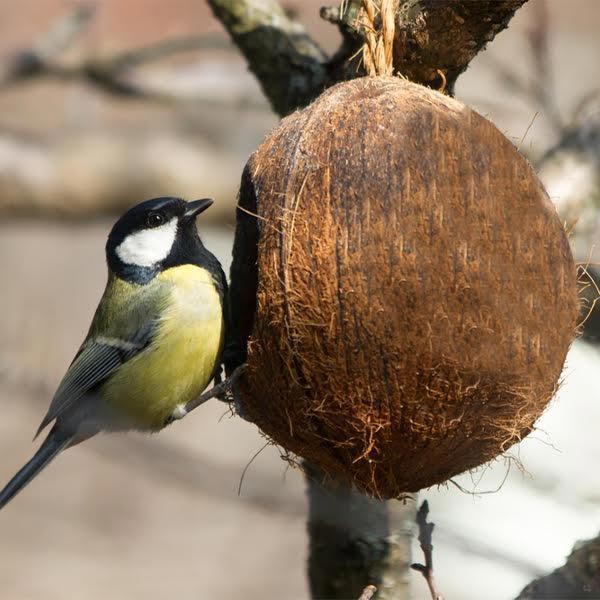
(238, 77, 579, 499)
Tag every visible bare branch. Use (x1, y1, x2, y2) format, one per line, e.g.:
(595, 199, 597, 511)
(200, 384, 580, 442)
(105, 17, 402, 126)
(108, 34, 233, 69)
(516, 534, 600, 599)
(358, 584, 377, 600)
(33, 4, 95, 60)
(206, 0, 328, 116)
(0, 6, 238, 104)
(71, 34, 237, 99)
(1, 5, 95, 84)
(392, 0, 529, 93)
(1, 43, 238, 102)
(411, 500, 444, 600)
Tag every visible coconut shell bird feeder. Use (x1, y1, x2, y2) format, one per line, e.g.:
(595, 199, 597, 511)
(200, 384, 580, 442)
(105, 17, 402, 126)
(229, 1, 578, 499)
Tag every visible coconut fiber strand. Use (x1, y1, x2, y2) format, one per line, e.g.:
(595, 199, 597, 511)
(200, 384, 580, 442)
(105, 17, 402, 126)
(237, 77, 578, 499)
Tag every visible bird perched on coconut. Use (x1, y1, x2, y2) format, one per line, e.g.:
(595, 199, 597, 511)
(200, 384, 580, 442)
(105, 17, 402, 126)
(0, 196, 230, 510)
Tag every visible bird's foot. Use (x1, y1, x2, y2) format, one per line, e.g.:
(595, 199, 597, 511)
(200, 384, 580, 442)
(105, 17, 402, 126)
(183, 364, 247, 415)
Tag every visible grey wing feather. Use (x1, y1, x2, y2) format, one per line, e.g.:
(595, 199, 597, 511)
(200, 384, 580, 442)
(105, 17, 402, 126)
(36, 324, 155, 437)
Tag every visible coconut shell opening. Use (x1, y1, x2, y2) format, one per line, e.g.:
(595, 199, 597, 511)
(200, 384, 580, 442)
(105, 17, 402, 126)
(234, 77, 579, 499)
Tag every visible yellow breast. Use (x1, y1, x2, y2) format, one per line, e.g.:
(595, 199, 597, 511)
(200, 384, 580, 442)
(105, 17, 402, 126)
(101, 265, 224, 430)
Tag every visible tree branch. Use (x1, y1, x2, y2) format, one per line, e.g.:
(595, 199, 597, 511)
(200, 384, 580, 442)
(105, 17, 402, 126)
(206, 0, 328, 116)
(411, 500, 444, 600)
(516, 534, 600, 599)
(305, 462, 413, 600)
(1, 40, 237, 102)
(0, 5, 95, 84)
(392, 0, 529, 93)
(0, 7, 239, 104)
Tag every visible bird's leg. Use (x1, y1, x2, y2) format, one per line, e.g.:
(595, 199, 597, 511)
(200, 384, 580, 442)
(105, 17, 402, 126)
(167, 365, 247, 424)
(213, 364, 223, 387)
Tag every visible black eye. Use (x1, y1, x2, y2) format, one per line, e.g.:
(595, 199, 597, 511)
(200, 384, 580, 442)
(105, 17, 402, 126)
(146, 212, 164, 228)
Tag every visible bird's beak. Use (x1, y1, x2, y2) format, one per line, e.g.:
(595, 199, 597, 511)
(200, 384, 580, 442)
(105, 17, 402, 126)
(184, 198, 213, 220)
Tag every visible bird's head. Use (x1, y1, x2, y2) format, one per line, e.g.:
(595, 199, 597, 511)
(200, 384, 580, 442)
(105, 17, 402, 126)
(106, 196, 213, 283)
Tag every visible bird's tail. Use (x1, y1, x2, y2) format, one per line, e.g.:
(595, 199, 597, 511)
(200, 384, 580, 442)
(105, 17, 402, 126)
(0, 429, 73, 510)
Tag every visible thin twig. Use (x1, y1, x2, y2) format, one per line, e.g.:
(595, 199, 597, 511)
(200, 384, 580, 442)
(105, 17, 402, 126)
(0, 6, 237, 103)
(109, 33, 233, 69)
(33, 4, 95, 60)
(1, 5, 95, 84)
(358, 584, 377, 600)
(411, 500, 444, 600)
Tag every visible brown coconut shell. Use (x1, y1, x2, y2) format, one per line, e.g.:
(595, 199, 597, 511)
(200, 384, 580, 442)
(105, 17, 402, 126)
(236, 77, 578, 499)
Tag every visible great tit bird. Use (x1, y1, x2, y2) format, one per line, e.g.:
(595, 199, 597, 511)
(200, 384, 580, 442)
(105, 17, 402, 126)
(0, 197, 227, 510)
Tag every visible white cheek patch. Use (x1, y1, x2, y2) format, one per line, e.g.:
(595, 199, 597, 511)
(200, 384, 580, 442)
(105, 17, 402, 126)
(116, 218, 178, 267)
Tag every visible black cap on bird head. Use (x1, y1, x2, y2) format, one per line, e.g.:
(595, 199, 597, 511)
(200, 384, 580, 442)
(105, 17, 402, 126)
(106, 196, 214, 284)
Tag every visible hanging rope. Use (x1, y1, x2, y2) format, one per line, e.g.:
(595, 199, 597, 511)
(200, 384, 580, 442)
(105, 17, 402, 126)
(361, 0, 398, 76)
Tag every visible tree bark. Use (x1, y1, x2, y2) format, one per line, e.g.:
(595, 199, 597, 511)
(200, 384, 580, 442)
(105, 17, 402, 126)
(392, 0, 529, 93)
(306, 463, 415, 599)
(206, 0, 328, 116)
(212, 1, 529, 598)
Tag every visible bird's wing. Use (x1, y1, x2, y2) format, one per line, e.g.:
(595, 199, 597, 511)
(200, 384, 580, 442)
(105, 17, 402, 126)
(36, 275, 171, 437)
(35, 323, 155, 437)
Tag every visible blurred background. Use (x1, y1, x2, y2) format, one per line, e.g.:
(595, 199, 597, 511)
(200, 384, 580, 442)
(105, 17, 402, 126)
(0, 1, 599, 598)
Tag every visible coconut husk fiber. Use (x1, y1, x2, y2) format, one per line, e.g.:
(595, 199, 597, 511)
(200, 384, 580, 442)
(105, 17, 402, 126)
(236, 76, 578, 499)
